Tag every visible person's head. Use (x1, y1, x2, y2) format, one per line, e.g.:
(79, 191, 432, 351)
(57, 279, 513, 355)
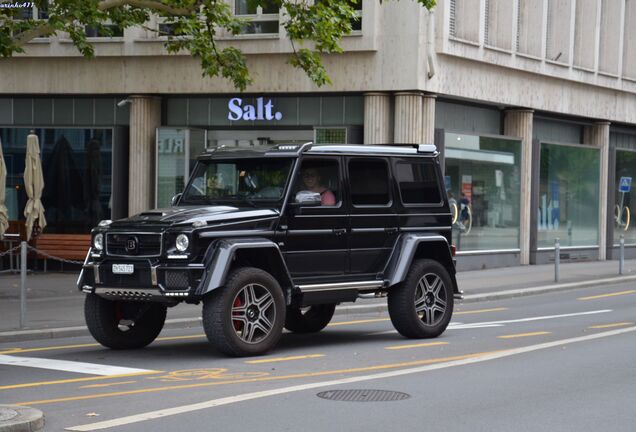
(302, 168, 321, 189)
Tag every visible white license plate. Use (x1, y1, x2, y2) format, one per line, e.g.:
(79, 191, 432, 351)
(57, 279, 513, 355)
(112, 264, 134, 275)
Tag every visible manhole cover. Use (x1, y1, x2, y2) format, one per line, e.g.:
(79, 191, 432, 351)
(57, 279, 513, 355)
(317, 390, 410, 402)
(0, 407, 18, 422)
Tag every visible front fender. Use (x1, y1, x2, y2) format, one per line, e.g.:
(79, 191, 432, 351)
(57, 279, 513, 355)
(197, 238, 293, 296)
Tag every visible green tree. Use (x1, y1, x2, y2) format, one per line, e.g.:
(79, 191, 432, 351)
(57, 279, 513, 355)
(0, 0, 435, 91)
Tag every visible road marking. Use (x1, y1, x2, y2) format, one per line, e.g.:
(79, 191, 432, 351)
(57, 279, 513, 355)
(245, 354, 325, 364)
(497, 331, 551, 339)
(578, 290, 636, 301)
(589, 322, 634, 329)
(0, 354, 157, 376)
(454, 307, 507, 315)
(0, 372, 161, 391)
(80, 381, 137, 389)
(328, 318, 390, 327)
(385, 342, 449, 350)
(66, 326, 636, 431)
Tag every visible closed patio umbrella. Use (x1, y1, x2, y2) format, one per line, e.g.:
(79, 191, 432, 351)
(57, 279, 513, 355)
(24, 131, 46, 241)
(0, 137, 8, 238)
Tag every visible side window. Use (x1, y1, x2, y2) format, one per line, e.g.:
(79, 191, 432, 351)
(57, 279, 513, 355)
(349, 158, 391, 206)
(294, 158, 341, 206)
(395, 160, 442, 205)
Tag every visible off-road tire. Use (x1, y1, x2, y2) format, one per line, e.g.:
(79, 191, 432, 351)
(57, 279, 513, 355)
(284, 304, 336, 333)
(84, 294, 167, 349)
(387, 259, 454, 339)
(202, 267, 286, 357)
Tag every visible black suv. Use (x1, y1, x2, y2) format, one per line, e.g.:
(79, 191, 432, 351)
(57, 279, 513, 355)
(79, 143, 459, 356)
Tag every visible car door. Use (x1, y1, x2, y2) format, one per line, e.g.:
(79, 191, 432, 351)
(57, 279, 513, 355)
(347, 157, 399, 278)
(282, 156, 348, 281)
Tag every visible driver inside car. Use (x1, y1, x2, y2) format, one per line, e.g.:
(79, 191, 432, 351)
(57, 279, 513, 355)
(301, 168, 336, 206)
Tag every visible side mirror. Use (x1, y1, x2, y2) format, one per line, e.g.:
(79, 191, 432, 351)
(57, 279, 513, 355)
(292, 191, 322, 207)
(171, 193, 182, 206)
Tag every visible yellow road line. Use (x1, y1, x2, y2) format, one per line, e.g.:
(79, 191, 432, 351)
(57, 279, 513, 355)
(80, 381, 137, 389)
(0, 371, 162, 391)
(245, 354, 325, 364)
(589, 322, 634, 329)
(156, 334, 206, 342)
(14, 351, 499, 406)
(328, 318, 390, 327)
(578, 290, 636, 301)
(455, 307, 507, 315)
(385, 342, 449, 350)
(498, 331, 551, 339)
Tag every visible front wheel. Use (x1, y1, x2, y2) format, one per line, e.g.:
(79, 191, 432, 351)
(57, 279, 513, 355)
(387, 259, 454, 339)
(84, 295, 167, 349)
(202, 267, 286, 357)
(285, 304, 336, 333)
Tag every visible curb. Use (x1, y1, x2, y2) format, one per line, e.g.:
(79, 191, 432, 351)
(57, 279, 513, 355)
(0, 405, 44, 432)
(1, 274, 635, 343)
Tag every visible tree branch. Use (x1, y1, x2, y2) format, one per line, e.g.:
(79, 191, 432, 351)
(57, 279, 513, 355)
(15, 22, 55, 47)
(97, 0, 197, 16)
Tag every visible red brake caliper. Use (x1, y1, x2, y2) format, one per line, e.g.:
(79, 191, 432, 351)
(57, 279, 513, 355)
(232, 296, 243, 331)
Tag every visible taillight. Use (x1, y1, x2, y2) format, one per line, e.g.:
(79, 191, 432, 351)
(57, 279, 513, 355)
(450, 245, 456, 256)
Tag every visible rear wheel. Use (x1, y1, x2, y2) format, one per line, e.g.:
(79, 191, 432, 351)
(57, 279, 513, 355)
(84, 295, 167, 349)
(285, 304, 336, 333)
(202, 267, 285, 357)
(388, 259, 454, 339)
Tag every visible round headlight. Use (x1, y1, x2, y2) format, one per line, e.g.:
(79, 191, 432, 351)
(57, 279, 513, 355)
(175, 234, 189, 252)
(93, 233, 103, 251)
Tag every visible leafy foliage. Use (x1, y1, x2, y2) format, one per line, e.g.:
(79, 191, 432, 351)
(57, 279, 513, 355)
(0, 0, 435, 90)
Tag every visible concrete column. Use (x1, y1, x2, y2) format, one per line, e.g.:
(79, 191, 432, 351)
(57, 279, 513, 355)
(422, 94, 437, 144)
(364, 92, 392, 145)
(504, 109, 534, 265)
(584, 121, 611, 260)
(128, 95, 162, 216)
(394, 92, 423, 144)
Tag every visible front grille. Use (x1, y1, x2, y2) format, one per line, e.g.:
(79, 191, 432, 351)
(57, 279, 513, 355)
(106, 233, 162, 257)
(164, 271, 190, 290)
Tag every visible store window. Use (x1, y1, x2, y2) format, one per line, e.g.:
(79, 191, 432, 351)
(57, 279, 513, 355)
(0, 128, 113, 234)
(538, 143, 600, 248)
(235, 0, 280, 34)
(613, 149, 636, 245)
(444, 133, 521, 251)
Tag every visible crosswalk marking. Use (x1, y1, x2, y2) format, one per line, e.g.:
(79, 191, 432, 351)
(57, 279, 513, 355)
(0, 354, 157, 376)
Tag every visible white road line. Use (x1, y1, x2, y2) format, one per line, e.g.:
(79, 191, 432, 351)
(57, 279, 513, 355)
(66, 325, 636, 431)
(368, 310, 612, 335)
(0, 355, 155, 376)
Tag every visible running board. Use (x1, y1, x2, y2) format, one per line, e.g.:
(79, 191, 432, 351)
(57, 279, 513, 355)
(298, 280, 385, 293)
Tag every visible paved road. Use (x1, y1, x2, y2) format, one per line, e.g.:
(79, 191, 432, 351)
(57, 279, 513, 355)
(0, 281, 634, 431)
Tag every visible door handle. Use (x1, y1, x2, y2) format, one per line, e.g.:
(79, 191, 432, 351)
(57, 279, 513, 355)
(333, 228, 347, 236)
(385, 227, 398, 234)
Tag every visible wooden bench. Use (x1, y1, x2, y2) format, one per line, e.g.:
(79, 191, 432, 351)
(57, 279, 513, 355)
(33, 234, 91, 271)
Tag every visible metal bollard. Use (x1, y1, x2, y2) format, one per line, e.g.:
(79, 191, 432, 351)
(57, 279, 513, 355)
(20, 241, 27, 329)
(554, 238, 560, 282)
(620, 235, 625, 275)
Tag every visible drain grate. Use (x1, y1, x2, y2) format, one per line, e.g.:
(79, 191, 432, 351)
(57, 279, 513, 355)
(317, 390, 410, 402)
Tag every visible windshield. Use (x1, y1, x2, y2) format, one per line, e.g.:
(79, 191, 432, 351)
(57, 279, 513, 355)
(180, 157, 294, 207)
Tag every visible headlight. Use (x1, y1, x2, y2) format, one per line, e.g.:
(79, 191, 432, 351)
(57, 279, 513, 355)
(98, 220, 112, 227)
(93, 233, 104, 251)
(175, 234, 189, 252)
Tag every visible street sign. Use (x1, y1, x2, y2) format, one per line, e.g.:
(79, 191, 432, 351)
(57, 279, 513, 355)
(619, 176, 632, 193)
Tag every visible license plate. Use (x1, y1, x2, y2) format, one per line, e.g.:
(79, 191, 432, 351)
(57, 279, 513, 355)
(112, 264, 134, 275)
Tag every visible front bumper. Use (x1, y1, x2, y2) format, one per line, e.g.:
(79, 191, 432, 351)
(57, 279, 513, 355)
(78, 255, 206, 302)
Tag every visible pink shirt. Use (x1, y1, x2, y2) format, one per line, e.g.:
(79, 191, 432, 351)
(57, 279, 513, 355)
(320, 189, 336, 206)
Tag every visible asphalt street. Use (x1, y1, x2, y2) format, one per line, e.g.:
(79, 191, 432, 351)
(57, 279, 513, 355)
(1, 280, 635, 431)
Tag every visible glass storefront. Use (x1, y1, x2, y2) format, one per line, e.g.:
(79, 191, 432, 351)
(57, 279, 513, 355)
(0, 127, 113, 233)
(614, 149, 636, 245)
(538, 143, 600, 248)
(444, 133, 521, 251)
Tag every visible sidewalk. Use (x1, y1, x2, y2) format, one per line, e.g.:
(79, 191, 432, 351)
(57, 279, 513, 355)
(1, 258, 635, 342)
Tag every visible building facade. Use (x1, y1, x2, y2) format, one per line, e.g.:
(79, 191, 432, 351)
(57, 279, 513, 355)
(1, 0, 636, 269)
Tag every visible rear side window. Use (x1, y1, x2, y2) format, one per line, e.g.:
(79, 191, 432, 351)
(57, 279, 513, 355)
(395, 160, 442, 205)
(349, 158, 391, 206)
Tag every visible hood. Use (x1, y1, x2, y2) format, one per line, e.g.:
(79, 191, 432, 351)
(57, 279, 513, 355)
(110, 206, 279, 228)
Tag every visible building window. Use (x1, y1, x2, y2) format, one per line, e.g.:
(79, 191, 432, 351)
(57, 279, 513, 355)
(315, 127, 346, 145)
(538, 143, 600, 248)
(444, 133, 521, 251)
(85, 24, 124, 38)
(235, 0, 280, 35)
(613, 149, 636, 245)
